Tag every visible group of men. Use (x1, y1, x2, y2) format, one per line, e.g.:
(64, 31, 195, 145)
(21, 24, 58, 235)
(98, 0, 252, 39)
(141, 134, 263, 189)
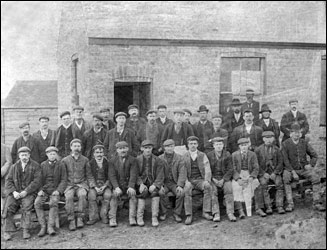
(1, 88, 325, 241)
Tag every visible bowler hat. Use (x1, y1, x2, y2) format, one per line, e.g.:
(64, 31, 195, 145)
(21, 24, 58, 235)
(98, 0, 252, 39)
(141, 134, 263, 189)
(260, 104, 272, 113)
(39, 116, 50, 121)
(197, 105, 209, 113)
(141, 140, 154, 147)
(18, 146, 31, 154)
(237, 137, 250, 145)
(73, 105, 84, 111)
(93, 113, 104, 121)
(128, 104, 139, 110)
(183, 109, 192, 116)
(290, 123, 301, 132)
(70, 138, 82, 146)
(146, 110, 157, 116)
(157, 105, 167, 110)
(19, 122, 30, 129)
(163, 139, 175, 147)
(45, 146, 59, 154)
(262, 131, 275, 138)
(115, 112, 127, 118)
(187, 136, 199, 142)
(230, 98, 242, 106)
(60, 111, 71, 118)
(116, 141, 129, 148)
(243, 108, 253, 114)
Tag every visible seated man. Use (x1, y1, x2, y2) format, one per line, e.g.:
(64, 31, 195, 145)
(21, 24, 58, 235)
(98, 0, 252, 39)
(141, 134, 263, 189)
(3, 147, 41, 241)
(231, 138, 262, 218)
(183, 136, 213, 225)
(62, 139, 96, 231)
(207, 137, 236, 222)
(158, 139, 192, 225)
(255, 131, 285, 215)
(34, 146, 67, 237)
(136, 140, 165, 227)
(108, 141, 138, 227)
(282, 123, 325, 212)
(87, 145, 112, 225)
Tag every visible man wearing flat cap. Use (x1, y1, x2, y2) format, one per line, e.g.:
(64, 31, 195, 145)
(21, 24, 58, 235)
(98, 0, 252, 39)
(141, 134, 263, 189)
(86, 145, 112, 225)
(72, 105, 91, 141)
(205, 113, 228, 153)
(12, 122, 42, 164)
(135, 140, 165, 227)
(192, 105, 214, 153)
(280, 99, 309, 142)
(158, 139, 192, 224)
(82, 114, 107, 160)
(3, 146, 41, 241)
(255, 131, 285, 215)
(207, 137, 236, 222)
(222, 98, 244, 137)
(183, 109, 193, 125)
(156, 105, 173, 132)
(34, 147, 67, 237)
(33, 116, 56, 163)
(256, 104, 280, 147)
(104, 112, 139, 159)
(241, 89, 260, 122)
(282, 123, 324, 212)
(126, 104, 147, 142)
(183, 136, 214, 224)
(107, 141, 139, 227)
(55, 111, 74, 159)
(100, 107, 116, 131)
(61, 139, 96, 231)
(231, 138, 261, 218)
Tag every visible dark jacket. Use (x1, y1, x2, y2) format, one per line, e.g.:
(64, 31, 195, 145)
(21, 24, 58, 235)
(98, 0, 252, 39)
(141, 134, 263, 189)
(207, 150, 233, 182)
(282, 138, 318, 172)
(72, 119, 91, 141)
(5, 159, 41, 196)
(136, 154, 165, 189)
(256, 118, 280, 147)
(222, 113, 245, 136)
(161, 122, 194, 147)
(241, 100, 260, 122)
(102, 120, 116, 131)
(280, 110, 309, 142)
(137, 122, 164, 153)
(232, 150, 259, 180)
(159, 152, 187, 187)
(183, 151, 212, 182)
(205, 127, 229, 153)
(108, 155, 138, 190)
(230, 124, 263, 153)
(39, 160, 67, 195)
(55, 125, 74, 158)
(156, 117, 173, 133)
(254, 144, 283, 177)
(82, 128, 107, 160)
(11, 135, 42, 164)
(126, 116, 147, 143)
(89, 158, 111, 189)
(104, 127, 140, 159)
(192, 120, 214, 152)
(33, 129, 56, 163)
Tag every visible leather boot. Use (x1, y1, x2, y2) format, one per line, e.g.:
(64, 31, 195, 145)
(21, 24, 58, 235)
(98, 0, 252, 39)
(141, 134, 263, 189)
(3, 232, 12, 241)
(87, 199, 99, 225)
(235, 202, 245, 219)
(77, 217, 84, 228)
(22, 212, 31, 239)
(173, 213, 182, 223)
(36, 207, 47, 237)
(23, 229, 31, 239)
(129, 197, 137, 226)
(255, 208, 267, 217)
(225, 194, 236, 222)
(4, 214, 17, 232)
(137, 199, 146, 227)
(69, 220, 76, 231)
(275, 190, 284, 209)
(151, 197, 160, 227)
(109, 197, 118, 227)
(100, 200, 110, 224)
(284, 184, 294, 211)
(185, 215, 192, 225)
(227, 213, 237, 222)
(277, 207, 285, 214)
(38, 226, 47, 237)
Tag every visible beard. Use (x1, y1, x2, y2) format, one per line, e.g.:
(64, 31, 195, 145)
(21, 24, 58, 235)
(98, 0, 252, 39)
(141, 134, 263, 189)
(234, 109, 240, 114)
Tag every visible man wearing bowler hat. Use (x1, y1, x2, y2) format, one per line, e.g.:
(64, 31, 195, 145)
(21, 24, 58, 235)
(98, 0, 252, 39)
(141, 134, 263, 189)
(256, 104, 280, 147)
(280, 99, 309, 142)
(55, 111, 74, 159)
(135, 140, 165, 227)
(241, 89, 260, 122)
(100, 107, 116, 131)
(72, 105, 91, 141)
(104, 112, 139, 159)
(222, 98, 245, 137)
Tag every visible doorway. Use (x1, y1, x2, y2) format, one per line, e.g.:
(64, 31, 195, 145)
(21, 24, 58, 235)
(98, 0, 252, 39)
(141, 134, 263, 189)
(114, 82, 151, 117)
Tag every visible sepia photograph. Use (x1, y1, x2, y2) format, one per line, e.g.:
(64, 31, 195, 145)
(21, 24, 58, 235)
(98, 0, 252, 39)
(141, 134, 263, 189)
(1, 1, 326, 249)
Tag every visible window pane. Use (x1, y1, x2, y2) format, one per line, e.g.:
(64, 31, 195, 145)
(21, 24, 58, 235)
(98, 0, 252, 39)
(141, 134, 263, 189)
(241, 58, 260, 71)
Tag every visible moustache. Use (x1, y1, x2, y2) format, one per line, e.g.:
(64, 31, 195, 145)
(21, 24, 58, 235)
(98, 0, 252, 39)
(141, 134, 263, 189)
(73, 149, 81, 153)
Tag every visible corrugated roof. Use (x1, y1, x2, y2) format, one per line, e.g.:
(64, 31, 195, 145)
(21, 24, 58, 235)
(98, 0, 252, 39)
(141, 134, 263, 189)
(3, 81, 58, 108)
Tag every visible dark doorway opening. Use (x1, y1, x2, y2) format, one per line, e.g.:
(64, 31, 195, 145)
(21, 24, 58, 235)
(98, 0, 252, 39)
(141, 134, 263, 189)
(114, 82, 151, 118)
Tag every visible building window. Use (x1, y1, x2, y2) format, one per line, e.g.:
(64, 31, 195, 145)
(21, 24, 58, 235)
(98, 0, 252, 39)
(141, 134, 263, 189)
(71, 54, 79, 105)
(321, 55, 326, 126)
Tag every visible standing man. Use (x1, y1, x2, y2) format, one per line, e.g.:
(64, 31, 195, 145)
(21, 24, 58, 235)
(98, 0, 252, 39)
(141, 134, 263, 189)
(34, 146, 67, 237)
(241, 89, 260, 122)
(230, 109, 263, 153)
(62, 139, 96, 231)
(87, 145, 112, 225)
(82, 114, 107, 160)
(282, 124, 324, 212)
(12, 122, 42, 164)
(156, 104, 173, 132)
(55, 111, 74, 159)
(104, 112, 139, 159)
(3, 147, 41, 241)
(136, 140, 165, 227)
(1, 143, 12, 216)
(205, 114, 228, 153)
(72, 105, 91, 141)
(256, 104, 280, 147)
(280, 99, 309, 142)
(222, 98, 244, 137)
(33, 116, 56, 163)
(158, 139, 192, 225)
(107, 141, 138, 227)
(183, 136, 213, 224)
(192, 105, 214, 152)
(183, 109, 193, 125)
(100, 107, 116, 131)
(126, 104, 147, 140)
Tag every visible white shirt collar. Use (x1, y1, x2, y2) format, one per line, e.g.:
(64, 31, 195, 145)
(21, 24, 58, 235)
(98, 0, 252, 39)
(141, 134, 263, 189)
(234, 113, 241, 120)
(291, 110, 298, 117)
(21, 161, 28, 172)
(200, 120, 207, 125)
(62, 124, 71, 129)
(75, 120, 83, 129)
(160, 117, 167, 123)
(189, 150, 198, 161)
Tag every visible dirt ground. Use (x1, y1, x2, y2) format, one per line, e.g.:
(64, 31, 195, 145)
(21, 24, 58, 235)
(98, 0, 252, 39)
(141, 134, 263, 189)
(1, 194, 326, 249)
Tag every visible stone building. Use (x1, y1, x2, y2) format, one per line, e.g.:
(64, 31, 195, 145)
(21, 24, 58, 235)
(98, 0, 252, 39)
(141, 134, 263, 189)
(57, 1, 326, 157)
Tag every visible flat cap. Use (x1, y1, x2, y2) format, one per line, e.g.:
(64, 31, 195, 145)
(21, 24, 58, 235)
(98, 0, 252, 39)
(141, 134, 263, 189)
(128, 104, 139, 110)
(39, 116, 50, 121)
(212, 113, 223, 119)
(45, 146, 58, 154)
(289, 99, 298, 104)
(141, 140, 154, 147)
(183, 109, 192, 116)
(19, 122, 30, 129)
(60, 111, 71, 118)
(157, 104, 167, 110)
(70, 138, 82, 146)
(262, 131, 275, 138)
(173, 109, 185, 115)
(115, 112, 127, 118)
(243, 108, 253, 114)
(210, 137, 225, 144)
(18, 146, 31, 154)
(93, 113, 104, 121)
(73, 105, 84, 111)
(116, 141, 129, 148)
(237, 137, 250, 145)
(187, 136, 199, 142)
(290, 123, 301, 132)
(146, 110, 157, 116)
(92, 144, 105, 151)
(100, 107, 110, 113)
(163, 139, 175, 147)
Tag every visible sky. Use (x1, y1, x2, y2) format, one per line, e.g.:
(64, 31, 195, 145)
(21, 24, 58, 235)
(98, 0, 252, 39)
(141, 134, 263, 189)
(1, 1, 61, 100)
